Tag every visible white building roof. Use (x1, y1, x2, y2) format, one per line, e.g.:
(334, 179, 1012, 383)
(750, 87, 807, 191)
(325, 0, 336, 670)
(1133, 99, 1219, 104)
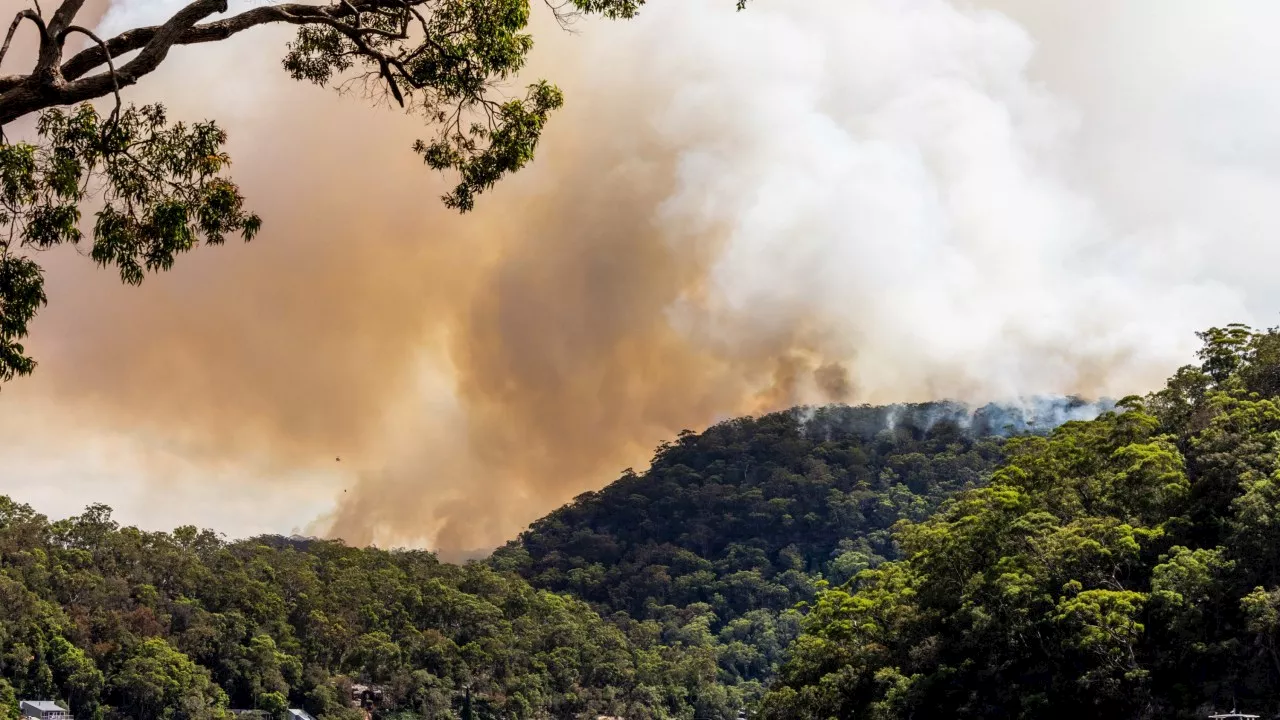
(21, 701, 67, 712)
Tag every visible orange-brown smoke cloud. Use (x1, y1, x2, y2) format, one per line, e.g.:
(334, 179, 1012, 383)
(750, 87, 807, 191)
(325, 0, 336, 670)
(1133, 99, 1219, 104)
(4, 0, 1252, 556)
(3, 8, 855, 556)
(317, 125, 818, 553)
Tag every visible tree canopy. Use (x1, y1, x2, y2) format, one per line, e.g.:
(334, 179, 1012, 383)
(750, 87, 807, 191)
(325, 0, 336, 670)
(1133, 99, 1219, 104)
(494, 400, 1109, 695)
(760, 325, 1280, 719)
(0, 498, 753, 720)
(5, 326, 1280, 718)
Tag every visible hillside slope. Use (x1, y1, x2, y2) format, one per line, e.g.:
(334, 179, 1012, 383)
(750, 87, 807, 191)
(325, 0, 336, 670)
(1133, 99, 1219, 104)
(493, 399, 1105, 685)
(0, 502, 746, 720)
(762, 325, 1280, 720)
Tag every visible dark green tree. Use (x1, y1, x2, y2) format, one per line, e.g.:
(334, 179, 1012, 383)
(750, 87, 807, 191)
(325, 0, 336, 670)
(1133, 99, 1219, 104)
(50, 636, 105, 720)
(110, 638, 229, 720)
(0, 679, 18, 720)
(761, 325, 1280, 720)
(0, 493, 753, 720)
(495, 400, 1081, 699)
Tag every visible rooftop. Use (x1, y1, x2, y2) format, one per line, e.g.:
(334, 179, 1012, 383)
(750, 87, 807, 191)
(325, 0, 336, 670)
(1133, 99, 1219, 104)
(20, 702, 66, 712)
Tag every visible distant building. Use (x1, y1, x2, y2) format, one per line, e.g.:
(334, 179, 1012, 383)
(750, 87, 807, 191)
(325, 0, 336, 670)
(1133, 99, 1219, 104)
(287, 710, 317, 720)
(19, 701, 72, 720)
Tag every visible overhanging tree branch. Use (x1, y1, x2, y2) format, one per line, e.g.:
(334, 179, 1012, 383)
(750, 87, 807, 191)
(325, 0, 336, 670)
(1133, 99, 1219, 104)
(0, 0, 230, 124)
(58, 2, 379, 84)
(0, 0, 653, 383)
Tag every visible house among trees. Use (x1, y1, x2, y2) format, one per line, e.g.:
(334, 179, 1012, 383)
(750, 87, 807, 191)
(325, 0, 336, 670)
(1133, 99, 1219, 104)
(19, 701, 72, 720)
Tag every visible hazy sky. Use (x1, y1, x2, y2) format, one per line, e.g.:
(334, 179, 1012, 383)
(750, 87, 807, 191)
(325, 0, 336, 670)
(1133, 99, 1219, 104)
(1, 0, 1277, 554)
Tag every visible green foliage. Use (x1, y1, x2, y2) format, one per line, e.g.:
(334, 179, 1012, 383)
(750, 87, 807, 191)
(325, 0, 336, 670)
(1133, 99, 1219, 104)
(414, 80, 564, 212)
(110, 638, 229, 720)
(0, 678, 17, 720)
(279, 0, 576, 212)
(762, 325, 1280, 719)
(0, 103, 259, 382)
(0, 499, 748, 720)
(498, 403, 1010, 691)
(50, 636, 105, 720)
(0, 253, 43, 382)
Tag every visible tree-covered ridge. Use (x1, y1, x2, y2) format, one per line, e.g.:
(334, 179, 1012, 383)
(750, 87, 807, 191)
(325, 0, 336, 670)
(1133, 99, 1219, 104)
(498, 404, 1012, 618)
(0, 501, 750, 720)
(494, 400, 1106, 687)
(761, 325, 1280, 720)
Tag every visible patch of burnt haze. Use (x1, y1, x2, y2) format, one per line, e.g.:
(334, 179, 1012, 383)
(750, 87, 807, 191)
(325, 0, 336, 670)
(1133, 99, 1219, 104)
(795, 395, 1117, 443)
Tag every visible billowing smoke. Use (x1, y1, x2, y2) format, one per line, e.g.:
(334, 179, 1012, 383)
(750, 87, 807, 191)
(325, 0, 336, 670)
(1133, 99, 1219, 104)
(1, 0, 1275, 555)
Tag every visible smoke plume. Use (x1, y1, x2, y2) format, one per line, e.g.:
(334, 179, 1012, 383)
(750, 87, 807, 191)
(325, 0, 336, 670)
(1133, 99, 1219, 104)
(1, 0, 1275, 555)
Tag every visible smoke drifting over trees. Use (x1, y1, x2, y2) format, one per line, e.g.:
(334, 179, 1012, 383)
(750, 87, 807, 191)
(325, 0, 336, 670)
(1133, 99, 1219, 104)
(3, 0, 1279, 555)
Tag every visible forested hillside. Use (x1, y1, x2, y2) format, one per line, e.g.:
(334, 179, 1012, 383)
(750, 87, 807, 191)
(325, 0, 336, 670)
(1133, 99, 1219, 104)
(0, 504, 747, 720)
(10, 323, 1280, 720)
(493, 399, 1102, 688)
(0, 395, 1108, 720)
(761, 325, 1280, 720)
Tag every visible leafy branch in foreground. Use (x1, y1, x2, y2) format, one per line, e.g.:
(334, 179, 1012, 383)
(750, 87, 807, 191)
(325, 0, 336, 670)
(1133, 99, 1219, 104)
(0, 0, 656, 385)
(0, 102, 258, 380)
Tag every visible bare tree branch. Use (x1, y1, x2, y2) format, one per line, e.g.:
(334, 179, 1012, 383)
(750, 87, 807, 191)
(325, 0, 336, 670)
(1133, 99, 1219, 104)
(543, 0, 585, 32)
(31, 0, 89, 84)
(0, 0, 229, 124)
(3, 0, 441, 122)
(110, 0, 229, 81)
(61, 25, 120, 118)
(48, 0, 89, 36)
(0, 10, 47, 71)
(58, 2, 368, 83)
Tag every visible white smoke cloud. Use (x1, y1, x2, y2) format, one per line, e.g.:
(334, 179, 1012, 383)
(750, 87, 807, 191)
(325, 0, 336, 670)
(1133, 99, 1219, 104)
(619, 0, 1250, 404)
